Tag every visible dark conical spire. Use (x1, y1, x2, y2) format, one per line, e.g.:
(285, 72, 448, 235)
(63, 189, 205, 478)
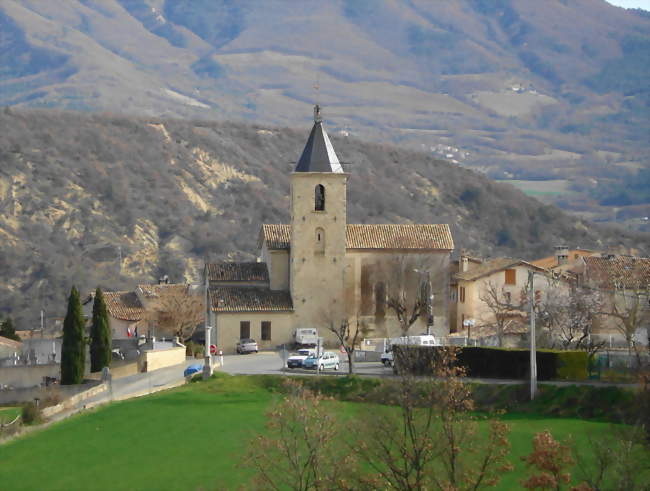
(294, 105, 343, 173)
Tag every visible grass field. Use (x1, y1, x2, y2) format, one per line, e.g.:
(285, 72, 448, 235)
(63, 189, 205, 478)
(0, 407, 21, 423)
(502, 179, 572, 198)
(0, 375, 643, 490)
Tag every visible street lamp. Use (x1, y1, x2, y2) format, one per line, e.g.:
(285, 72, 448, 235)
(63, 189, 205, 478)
(462, 318, 475, 345)
(414, 269, 434, 335)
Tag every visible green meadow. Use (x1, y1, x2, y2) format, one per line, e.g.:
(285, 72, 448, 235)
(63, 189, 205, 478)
(0, 407, 21, 423)
(0, 375, 644, 490)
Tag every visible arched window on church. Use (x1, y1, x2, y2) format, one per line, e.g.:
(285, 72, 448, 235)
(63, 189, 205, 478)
(315, 227, 325, 254)
(315, 184, 325, 211)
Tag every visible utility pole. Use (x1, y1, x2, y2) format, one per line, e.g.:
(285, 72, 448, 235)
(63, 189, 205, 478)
(203, 268, 213, 380)
(528, 271, 538, 400)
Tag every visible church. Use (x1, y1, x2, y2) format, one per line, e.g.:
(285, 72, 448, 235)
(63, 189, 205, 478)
(206, 107, 454, 353)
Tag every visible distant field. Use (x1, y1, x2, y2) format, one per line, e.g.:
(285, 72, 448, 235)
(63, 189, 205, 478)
(1, 375, 643, 490)
(503, 179, 571, 197)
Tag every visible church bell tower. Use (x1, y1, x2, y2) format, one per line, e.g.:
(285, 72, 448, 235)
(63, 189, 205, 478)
(290, 105, 348, 327)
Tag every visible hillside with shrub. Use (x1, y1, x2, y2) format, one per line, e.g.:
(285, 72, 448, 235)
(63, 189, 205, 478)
(1, 0, 648, 224)
(0, 109, 647, 328)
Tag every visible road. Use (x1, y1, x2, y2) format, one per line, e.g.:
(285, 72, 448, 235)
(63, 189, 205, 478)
(217, 351, 638, 388)
(218, 351, 393, 377)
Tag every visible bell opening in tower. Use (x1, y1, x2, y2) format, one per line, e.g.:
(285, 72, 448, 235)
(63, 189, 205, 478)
(315, 184, 325, 211)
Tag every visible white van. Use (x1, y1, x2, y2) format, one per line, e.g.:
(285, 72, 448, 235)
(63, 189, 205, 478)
(293, 328, 318, 346)
(381, 335, 439, 366)
(389, 335, 439, 347)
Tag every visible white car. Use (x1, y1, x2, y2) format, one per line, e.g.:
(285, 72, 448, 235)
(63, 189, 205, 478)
(302, 352, 340, 371)
(381, 350, 394, 367)
(236, 338, 259, 354)
(286, 348, 316, 369)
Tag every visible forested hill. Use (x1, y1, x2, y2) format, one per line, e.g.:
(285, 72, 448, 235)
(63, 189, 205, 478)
(0, 109, 647, 327)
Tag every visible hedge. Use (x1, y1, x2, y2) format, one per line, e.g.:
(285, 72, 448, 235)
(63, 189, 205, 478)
(393, 346, 588, 381)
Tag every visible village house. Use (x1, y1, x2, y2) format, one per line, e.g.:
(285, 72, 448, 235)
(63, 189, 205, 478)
(83, 282, 200, 341)
(450, 255, 569, 346)
(530, 246, 598, 273)
(577, 254, 650, 346)
(206, 106, 454, 353)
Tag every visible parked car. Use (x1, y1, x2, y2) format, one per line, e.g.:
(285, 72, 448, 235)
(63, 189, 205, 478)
(286, 348, 316, 369)
(302, 352, 340, 371)
(236, 338, 259, 354)
(184, 364, 203, 377)
(380, 350, 394, 367)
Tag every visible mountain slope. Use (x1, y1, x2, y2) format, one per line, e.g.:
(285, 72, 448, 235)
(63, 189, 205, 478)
(0, 0, 648, 223)
(0, 109, 646, 328)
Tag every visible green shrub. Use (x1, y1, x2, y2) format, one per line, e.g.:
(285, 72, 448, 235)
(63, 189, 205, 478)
(555, 351, 588, 380)
(21, 402, 41, 425)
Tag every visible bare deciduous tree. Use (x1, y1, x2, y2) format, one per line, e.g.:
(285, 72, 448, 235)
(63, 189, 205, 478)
(143, 285, 204, 342)
(353, 348, 512, 490)
(479, 281, 528, 347)
(574, 425, 650, 491)
(377, 254, 448, 337)
(536, 286, 605, 367)
(325, 316, 370, 375)
(602, 280, 650, 357)
(245, 379, 355, 490)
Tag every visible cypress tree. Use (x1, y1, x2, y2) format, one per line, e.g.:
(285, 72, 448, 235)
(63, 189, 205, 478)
(90, 288, 111, 372)
(0, 317, 20, 341)
(61, 286, 86, 385)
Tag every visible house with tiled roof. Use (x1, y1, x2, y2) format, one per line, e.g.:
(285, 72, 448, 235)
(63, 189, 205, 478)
(530, 246, 599, 272)
(206, 106, 454, 352)
(84, 283, 198, 340)
(578, 255, 650, 342)
(450, 254, 568, 345)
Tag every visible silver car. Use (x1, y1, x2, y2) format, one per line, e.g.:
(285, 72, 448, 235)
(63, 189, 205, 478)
(236, 338, 258, 354)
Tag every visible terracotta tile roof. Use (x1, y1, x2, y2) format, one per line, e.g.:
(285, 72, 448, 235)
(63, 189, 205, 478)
(206, 262, 269, 282)
(584, 255, 650, 289)
(0, 335, 22, 349)
(455, 258, 545, 282)
(209, 286, 293, 312)
(531, 249, 595, 269)
(346, 224, 453, 250)
(103, 291, 145, 321)
(137, 283, 188, 299)
(259, 224, 291, 249)
(260, 224, 454, 250)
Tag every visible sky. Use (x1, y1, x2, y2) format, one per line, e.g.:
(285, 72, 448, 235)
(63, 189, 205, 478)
(606, 0, 650, 9)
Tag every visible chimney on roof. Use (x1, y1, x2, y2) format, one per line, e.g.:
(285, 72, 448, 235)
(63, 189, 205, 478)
(555, 245, 569, 266)
(460, 255, 469, 272)
(158, 274, 169, 284)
